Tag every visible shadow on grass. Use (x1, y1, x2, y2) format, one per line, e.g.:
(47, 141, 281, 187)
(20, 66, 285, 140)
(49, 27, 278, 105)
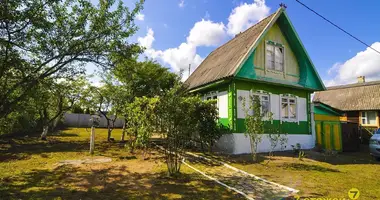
(282, 163, 340, 172)
(197, 146, 379, 166)
(0, 164, 243, 200)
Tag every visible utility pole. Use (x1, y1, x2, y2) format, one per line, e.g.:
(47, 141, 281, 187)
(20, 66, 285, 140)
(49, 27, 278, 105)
(188, 64, 191, 77)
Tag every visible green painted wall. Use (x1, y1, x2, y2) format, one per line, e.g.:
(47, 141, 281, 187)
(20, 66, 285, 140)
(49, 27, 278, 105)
(228, 81, 237, 131)
(236, 119, 309, 134)
(234, 79, 309, 98)
(314, 107, 339, 116)
(219, 118, 229, 127)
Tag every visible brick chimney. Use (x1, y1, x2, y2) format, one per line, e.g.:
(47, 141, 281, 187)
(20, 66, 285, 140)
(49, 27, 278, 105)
(357, 76, 365, 83)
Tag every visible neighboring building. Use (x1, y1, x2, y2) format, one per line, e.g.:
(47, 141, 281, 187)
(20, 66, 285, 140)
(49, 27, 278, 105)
(184, 7, 325, 154)
(313, 76, 380, 129)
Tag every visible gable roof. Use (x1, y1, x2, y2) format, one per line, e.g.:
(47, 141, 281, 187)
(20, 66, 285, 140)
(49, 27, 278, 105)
(185, 7, 325, 91)
(184, 10, 279, 90)
(313, 80, 380, 111)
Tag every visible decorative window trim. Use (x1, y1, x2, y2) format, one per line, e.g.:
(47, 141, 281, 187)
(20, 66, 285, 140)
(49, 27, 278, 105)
(250, 90, 271, 120)
(280, 94, 298, 123)
(265, 40, 285, 74)
(204, 91, 218, 101)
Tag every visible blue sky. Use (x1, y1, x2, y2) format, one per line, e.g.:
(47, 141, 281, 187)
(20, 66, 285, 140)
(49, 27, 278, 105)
(92, 0, 380, 86)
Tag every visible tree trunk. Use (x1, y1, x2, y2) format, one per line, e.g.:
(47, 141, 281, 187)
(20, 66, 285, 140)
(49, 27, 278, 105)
(107, 126, 112, 141)
(90, 126, 95, 155)
(121, 121, 126, 142)
(40, 125, 49, 140)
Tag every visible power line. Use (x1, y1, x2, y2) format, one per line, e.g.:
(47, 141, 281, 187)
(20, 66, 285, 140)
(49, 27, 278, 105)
(295, 0, 380, 55)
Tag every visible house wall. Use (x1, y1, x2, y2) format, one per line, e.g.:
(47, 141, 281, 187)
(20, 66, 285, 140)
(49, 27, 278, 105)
(234, 80, 310, 134)
(346, 111, 359, 124)
(199, 83, 230, 127)
(213, 79, 314, 154)
(346, 111, 380, 128)
(253, 22, 300, 83)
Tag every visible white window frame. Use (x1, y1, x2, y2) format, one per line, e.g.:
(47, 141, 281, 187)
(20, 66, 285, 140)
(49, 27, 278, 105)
(280, 94, 298, 122)
(250, 90, 271, 120)
(265, 41, 285, 73)
(204, 91, 218, 101)
(361, 111, 377, 125)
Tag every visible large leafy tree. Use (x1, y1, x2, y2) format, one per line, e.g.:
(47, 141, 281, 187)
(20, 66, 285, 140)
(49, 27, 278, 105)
(114, 58, 180, 99)
(0, 0, 143, 120)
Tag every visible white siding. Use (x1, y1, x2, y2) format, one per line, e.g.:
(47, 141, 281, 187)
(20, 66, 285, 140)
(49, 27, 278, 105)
(218, 91, 228, 118)
(298, 97, 307, 121)
(237, 90, 250, 118)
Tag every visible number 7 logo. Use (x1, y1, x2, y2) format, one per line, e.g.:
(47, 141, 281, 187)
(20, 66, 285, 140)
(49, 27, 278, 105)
(348, 188, 360, 200)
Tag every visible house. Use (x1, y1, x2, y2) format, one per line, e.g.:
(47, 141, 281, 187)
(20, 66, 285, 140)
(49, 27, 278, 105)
(184, 7, 325, 154)
(313, 76, 380, 143)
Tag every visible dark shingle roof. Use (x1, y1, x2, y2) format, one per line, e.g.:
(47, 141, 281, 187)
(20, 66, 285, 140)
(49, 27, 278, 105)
(184, 10, 279, 90)
(313, 81, 380, 111)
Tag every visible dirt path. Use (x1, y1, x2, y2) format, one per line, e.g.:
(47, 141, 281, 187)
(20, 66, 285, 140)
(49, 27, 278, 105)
(183, 153, 297, 200)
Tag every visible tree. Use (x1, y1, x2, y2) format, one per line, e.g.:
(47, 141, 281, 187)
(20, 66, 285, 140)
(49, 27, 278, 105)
(242, 95, 264, 162)
(114, 59, 180, 142)
(36, 77, 86, 140)
(0, 0, 143, 127)
(125, 96, 158, 155)
(157, 84, 198, 176)
(193, 99, 230, 153)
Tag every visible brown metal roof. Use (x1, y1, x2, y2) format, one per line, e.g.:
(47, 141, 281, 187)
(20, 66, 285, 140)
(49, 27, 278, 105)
(313, 81, 380, 111)
(184, 11, 278, 90)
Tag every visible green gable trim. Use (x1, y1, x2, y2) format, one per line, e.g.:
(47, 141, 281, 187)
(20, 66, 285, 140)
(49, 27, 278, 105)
(236, 50, 257, 80)
(234, 9, 325, 91)
(236, 119, 310, 134)
(188, 79, 231, 93)
(314, 103, 342, 116)
(278, 12, 325, 91)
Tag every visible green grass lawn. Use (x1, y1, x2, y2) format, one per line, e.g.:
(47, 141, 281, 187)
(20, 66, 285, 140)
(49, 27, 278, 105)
(0, 128, 242, 200)
(201, 149, 380, 200)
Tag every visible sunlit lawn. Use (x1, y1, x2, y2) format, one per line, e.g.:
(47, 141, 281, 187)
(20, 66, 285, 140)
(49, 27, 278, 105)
(202, 148, 380, 200)
(0, 128, 242, 200)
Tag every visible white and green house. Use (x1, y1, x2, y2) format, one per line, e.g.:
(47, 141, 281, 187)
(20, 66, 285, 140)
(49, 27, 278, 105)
(185, 7, 325, 154)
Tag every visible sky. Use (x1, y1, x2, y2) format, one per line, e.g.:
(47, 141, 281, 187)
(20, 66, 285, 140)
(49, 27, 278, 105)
(90, 0, 380, 87)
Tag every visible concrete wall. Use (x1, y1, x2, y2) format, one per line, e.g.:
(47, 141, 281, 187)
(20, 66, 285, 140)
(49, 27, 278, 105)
(215, 133, 314, 154)
(63, 113, 124, 128)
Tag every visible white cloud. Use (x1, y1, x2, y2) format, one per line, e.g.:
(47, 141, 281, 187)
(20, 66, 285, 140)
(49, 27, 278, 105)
(324, 42, 380, 86)
(187, 19, 227, 47)
(138, 28, 204, 81)
(137, 28, 154, 49)
(179, 0, 185, 8)
(136, 13, 145, 21)
(227, 0, 270, 36)
(138, 0, 272, 81)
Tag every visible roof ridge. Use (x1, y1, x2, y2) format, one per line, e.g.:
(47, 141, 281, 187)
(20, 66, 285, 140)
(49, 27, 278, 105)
(327, 80, 380, 90)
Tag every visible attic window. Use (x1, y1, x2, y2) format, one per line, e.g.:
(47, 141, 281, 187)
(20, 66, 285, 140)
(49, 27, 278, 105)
(266, 41, 284, 72)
